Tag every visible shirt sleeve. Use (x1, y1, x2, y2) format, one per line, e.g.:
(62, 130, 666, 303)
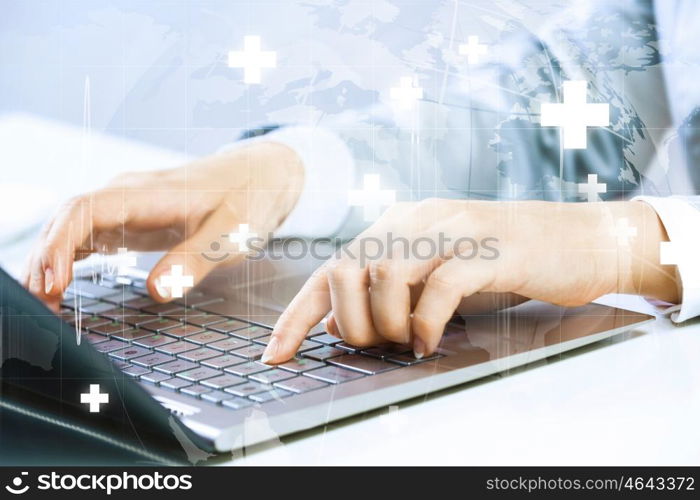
(633, 195, 700, 323)
(220, 125, 355, 239)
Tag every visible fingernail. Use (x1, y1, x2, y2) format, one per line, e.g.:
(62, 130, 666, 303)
(261, 336, 279, 364)
(154, 276, 171, 299)
(29, 273, 41, 295)
(44, 268, 54, 295)
(413, 337, 425, 360)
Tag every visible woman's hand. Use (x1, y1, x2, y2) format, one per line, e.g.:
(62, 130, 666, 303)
(263, 198, 677, 363)
(22, 141, 304, 311)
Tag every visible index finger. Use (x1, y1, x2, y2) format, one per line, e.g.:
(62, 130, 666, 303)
(30, 189, 149, 300)
(263, 264, 332, 364)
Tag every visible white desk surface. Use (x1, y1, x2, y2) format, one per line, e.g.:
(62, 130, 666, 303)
(1, 114, 698, 466)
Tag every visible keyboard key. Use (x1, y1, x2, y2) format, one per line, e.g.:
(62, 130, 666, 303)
(155, 359, 198, 375)
(142, 303, 184, 315)
(141, 372, 172, 385)
(251, 335, 272, 345)
(208, 338, 251, 352)
(119, 314, 161, 327)
(180, 385, 212, 398)
(178, 347, 220, 362)
(305, 323, 327, 336)
(224, 381, 270, 397)
(177, 366, 221, 382)
(111, 359, 130, 370)
(88, 321, 130, 336)
(201, 374, 246, 390)
(111, 328, 152, 341)
(231, 344, 266, 360)
(162, 324, 203, 339)
(174, 292, 223, 308)
(229, 326, 270, 341)
(142, 318, 182, 333)
(202, 355, 244, 370)
(61, 311, 92, 325)
(122, 296, 158, 310)
(61, 297, 96, 310)
(302, 346, 345, 361)
(170, 290, 206, 305)
(123, 365, 150, 377)
(158, 307, 191, 319)
(81, 301, 119, 314)
(100, 307, 134, 321)
(183, 314, 227, 328)
(156, 341, 199, 355)
(274, 376, 329, 393)
(160, 378, 193, 391)
(108, 346, 152, 361)
(309, 333, 342, 346)
(201, 390, 235, 404)
(134, 334, 176, 349)
(335, 342, 361, 353)
(83, 333, 109, 344)
(185, 331, 228, 345)
(304, 366, 364, 384)
(248, 389, 293, 403)
(296, 339, 323, 353)
(131, 352, 175, 368)
(130, 278, 148, 289)
(67, 280, 120, 299)
(327, 354, 400, 375)
(363, 343, 412, 359)
(76, 315, 111, 329)
(388, 352, 443, 366)
(165, 310, 223, 325)
(249, 369, 296, 385)
(92, 339, 128, 353)
(222, 397, 254, 410)
(224, 361, 270, 377)
(100, 290, 142, 304)
(277, 357, 325, 374)
(208, 318, 249, 334)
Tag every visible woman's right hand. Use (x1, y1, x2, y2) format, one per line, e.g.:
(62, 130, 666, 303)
(22, 141, 305, 311)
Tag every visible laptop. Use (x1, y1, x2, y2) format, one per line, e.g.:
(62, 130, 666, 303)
(0, 243, 655, 460)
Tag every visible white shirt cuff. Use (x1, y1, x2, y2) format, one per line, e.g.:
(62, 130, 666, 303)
(634, 195, 700, 323)
(220, 126, 354, 239)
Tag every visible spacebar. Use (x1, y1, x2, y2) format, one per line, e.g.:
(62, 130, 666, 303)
(326, 354, 399, 375)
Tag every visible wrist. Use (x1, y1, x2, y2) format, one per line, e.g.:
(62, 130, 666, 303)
(610, 201, 679, 302)
(225, 141, 305, 235)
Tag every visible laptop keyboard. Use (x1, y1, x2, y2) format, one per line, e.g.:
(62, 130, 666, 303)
(59, 277, 443, 410)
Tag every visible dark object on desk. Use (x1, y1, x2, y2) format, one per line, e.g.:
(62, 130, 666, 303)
(0, 267, 213, 465)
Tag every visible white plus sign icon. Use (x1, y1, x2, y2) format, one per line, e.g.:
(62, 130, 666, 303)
(228, 223, 258, 252)
(611, 217, 638, 246)
(458, 35, 488, 64)
(115, 247, 137, 276)
(349, 174, 396, 221)
(578, 174, 607, 202)
(540, 80, 609, 149)
(81, 384, 109, 413)
(159, 264, 194, 298)
(390, 77, 423, 110)
(228, 35, 277, 84)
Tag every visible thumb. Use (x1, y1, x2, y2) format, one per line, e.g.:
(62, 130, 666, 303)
(146, 210, 260, 302)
